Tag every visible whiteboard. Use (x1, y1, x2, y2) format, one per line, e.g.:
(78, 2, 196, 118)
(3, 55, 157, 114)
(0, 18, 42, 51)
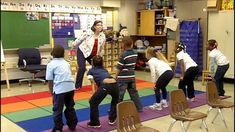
(208, 11, 234, 79)
(1, 40, 5, 62)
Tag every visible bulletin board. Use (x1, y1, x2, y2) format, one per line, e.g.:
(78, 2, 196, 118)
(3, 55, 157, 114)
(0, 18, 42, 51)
(1, 11, 50, 49)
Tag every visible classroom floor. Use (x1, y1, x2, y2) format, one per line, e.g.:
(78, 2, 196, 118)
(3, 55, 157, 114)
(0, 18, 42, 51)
(1, 71, 234, 132)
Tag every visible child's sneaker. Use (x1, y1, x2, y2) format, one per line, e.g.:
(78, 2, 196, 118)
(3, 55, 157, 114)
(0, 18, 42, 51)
(68, 126, 76, 131)
(149, 103, 162, 110)
(108, 119, 116, 125)
(190, 97, 195, 102)
(161, 99, 168, 108)
(87, 122, 101, 128)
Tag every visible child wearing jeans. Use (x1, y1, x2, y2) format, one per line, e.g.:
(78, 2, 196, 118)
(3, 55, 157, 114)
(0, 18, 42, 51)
(176, 42, 199, 101)
(206, 39, 229, 97)
(115, 36, 143, 112)
(87, 55, 119, 128)
(145, 47, 174, 110)
(46, 45, 78, 132)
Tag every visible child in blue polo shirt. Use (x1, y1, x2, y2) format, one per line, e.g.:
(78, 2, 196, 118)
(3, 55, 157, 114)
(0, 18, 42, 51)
(87, 55, 119, 128)
(46, 45, 78, 132)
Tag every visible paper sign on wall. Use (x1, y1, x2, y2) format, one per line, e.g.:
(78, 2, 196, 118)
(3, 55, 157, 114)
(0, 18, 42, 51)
(1, 41, 5, 62)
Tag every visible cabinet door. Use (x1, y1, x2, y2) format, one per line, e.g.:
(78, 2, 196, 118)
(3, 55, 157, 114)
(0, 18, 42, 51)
(140, 10, 155, 35)
(208, 11, 234, 79)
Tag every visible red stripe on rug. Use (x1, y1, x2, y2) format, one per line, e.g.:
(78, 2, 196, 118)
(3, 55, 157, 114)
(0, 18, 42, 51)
(1, 80, 147, 105)
(0, 96, 23, 105)
(17, 91, 51, 100)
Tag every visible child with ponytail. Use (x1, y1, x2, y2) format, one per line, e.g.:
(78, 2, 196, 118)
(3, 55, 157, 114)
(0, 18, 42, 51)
(206, 39, 229, 98)
(176, 42, 199, 101)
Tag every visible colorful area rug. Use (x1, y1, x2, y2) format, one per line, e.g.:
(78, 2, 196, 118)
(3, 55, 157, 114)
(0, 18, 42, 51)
(1, 80, 210, 132)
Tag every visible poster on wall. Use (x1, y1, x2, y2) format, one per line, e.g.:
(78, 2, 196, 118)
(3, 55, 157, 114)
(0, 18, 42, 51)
(1, 2, 9, 10)
(25, 12, 39, 20)
(52, 13, 75, 38)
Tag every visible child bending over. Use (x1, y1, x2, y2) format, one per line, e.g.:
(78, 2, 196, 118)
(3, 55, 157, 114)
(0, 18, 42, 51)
(146, 47, 174, 110)
(206, 39, 229, 97)
(176, 42, 199, 101)
(87, 55, 119, 128)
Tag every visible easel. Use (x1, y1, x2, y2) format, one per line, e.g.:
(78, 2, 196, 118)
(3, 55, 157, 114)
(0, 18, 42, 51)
(1, 62, 10, 90)
(1, 41, 10, 90)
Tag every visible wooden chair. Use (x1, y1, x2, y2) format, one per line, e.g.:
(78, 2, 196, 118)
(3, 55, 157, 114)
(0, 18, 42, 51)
(206, 81, 234, 129)
(117, 101, 160, 132)
(167, 89, 208, 132)
(202, 52, 212, 85)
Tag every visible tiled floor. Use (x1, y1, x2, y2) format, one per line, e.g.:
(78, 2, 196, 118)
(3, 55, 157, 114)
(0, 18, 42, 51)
(1, 71, 234, 132)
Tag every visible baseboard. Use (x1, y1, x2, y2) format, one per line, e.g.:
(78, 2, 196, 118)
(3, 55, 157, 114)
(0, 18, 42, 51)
(1, 78, 46, 85)
(224, 78, 234, 83)
(1, 79, 19, 85)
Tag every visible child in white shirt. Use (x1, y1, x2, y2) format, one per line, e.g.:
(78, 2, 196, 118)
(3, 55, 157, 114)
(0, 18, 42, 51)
(206, 39, 229, 97)
(145, 47, 174, 110)
(176, 42, 199, 101)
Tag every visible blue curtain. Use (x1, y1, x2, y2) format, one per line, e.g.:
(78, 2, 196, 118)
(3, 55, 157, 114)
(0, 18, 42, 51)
(175, 20, 203, 78)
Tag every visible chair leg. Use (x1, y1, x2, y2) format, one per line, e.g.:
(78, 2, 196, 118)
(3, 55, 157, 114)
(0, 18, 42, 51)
(185, 122, 191, 131)
(33, 78, 46, 84)
(207, 107, 213, 116)
(212, 109, 219, 123)
(218, 108, 228, 129)
(167, 119, 177, 132)
(180, 121, 186, 132)
(28, 80, 32, 87)
(200, 119, 203, 129)
(201, 118, 209, 132)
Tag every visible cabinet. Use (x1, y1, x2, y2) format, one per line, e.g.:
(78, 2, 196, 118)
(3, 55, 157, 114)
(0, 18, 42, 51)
(103, 40, 122, 74)
(137, 9, 167, 36)
(135, 9, 168, 53)
(134, 9, 170, 70)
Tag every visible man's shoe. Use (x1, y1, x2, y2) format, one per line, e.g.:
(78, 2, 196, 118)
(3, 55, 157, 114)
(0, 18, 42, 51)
(87, 122, 101, 128)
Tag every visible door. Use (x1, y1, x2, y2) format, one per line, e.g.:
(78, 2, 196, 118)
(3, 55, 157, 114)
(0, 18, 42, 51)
(140, 10, 155, 35)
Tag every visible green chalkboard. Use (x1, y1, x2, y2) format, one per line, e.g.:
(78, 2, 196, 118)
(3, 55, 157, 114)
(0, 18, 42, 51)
(1, 11, 50, 49)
